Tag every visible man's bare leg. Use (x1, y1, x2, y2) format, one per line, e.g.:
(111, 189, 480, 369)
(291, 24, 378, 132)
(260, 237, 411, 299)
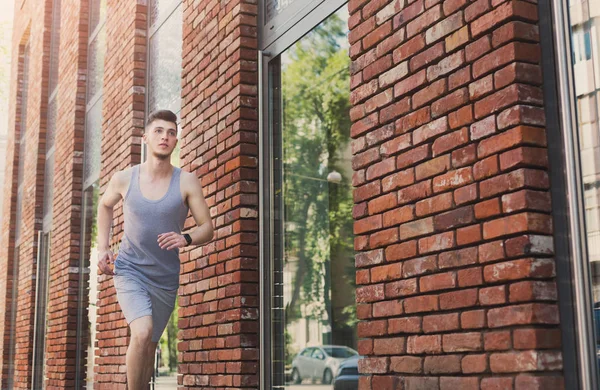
(143, 341, 159, 386)
(127, 316, 153, 390)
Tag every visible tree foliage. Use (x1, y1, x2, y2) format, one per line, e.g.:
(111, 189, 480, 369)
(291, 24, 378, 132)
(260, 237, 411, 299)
(281, 13, 356, 354)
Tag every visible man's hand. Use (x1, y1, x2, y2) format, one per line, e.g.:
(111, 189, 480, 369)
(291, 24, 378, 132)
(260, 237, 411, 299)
(98, 249, 115, 275)
(158, 232, 187, 250)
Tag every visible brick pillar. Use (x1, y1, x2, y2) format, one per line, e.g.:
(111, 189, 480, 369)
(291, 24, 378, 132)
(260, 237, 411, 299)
(0, 0, 53, 388)
(178, 0, 259, 387)
(93, 0, 147, 388)
(43, 0, 89, 388)
(349, 0, 564, 388)
(0, 41, 26, 390)
(0, 51, 19, 390)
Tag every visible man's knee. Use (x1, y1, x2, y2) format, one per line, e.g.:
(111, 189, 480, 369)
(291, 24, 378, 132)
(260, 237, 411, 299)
(130, 317, 153, 347)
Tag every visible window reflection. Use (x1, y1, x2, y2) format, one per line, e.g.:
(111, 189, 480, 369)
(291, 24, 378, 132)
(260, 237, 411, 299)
(87, 28, 106, 101)
(271, 7, 355, 389)
(147, 4, 182, 116)
(569, 0, 600, 369)
(266, 0, 298, 22)
(147, 1, 182, 168)
(84, 98, 103, 183)
(82, 183, 100, 389)
(89, 0, 106, 36)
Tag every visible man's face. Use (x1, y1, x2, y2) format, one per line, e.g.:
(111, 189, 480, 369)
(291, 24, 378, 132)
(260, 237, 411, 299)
(143, 119, 178, 160)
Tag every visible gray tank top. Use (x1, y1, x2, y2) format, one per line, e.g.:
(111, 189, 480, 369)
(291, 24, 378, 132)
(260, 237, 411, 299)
(115, 164, 188, 290)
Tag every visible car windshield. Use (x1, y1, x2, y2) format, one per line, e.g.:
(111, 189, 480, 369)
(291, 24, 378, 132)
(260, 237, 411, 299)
(323, 347, 357, 358)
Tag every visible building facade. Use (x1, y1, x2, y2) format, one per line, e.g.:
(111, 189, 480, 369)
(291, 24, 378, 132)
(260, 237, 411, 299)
(0, 0, 598, 389)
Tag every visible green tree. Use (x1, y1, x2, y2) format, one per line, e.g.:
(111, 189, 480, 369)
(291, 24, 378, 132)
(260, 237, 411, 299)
(281, 13, 356, 350)
(159, 301, 179, 373)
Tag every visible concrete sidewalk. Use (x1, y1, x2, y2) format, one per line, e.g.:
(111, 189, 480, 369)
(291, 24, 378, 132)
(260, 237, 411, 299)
(154, 375, 177, 389)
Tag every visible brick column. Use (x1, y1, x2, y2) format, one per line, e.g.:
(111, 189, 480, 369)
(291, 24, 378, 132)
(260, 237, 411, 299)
(178, 0, 259, 387)
(93, 0, 147, 388)
(349, 0, 564, 388)
(0, 51, 19, 390)
(43, 0, 89, 388)
(0, 40, 26, 390)
(0, 0, 53, 388)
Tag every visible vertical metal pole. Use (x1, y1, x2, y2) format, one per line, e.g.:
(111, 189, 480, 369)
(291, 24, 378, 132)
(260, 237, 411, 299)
(258, 49, 266, 390)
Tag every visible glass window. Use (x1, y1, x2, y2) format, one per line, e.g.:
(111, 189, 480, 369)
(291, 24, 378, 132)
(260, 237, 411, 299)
(78, 183, 100, 389)
(146, 1, 183, 167)
(149, 0, 179, 26)
(323, 346, 357, 358)
(86, 27, 106, 101)
(43, 154, 54, 221)
(46, 97, 57, 153)
(89, 0, 106, 36)
(312, 348, 325, 360)
(584, 30, 592, 60)
(268, 6, 354, 389)
(571, 31, 579, 64)
(266, 0, 298, 22)
(147, 3, 182, 116)
(48, 0, 61, 96)
(84, 98, 102, 184)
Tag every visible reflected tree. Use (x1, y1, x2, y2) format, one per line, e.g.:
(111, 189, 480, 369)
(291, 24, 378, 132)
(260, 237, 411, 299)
(159, 301, 178, 373)
(282, 13, 356, 350)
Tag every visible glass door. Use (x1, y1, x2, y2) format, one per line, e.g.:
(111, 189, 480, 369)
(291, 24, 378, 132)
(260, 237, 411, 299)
(261, 3, 356, 389)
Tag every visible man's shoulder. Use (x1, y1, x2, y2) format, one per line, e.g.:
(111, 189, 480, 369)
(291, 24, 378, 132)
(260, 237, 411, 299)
(179, 168, 195, 181)
(179, 169, 203, 194)
(111, 166, 136, 188)
(116, 166, 135, 179)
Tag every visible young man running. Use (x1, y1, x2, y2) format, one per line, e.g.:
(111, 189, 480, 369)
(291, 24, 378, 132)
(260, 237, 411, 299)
(96, 109, 214, 389)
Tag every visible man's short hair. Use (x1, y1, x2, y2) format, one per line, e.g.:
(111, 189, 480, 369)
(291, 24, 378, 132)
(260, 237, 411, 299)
(146, 110, 178, 130)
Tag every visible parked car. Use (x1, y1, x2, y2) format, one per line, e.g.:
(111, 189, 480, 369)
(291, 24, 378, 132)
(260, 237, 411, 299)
(291, 345, 358, 384)
(333, 354, 360, 390)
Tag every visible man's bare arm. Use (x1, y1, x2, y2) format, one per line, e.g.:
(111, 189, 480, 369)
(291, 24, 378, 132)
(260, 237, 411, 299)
(184, 173, 214, 246)
(97, 172, 125, 274)
(157, 171, 214, 250)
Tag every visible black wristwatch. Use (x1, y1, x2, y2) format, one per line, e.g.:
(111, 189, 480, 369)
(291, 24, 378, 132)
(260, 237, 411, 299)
(183, 233, 192, 246)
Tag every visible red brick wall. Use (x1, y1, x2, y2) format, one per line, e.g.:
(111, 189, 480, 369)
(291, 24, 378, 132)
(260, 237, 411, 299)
(0, 0, 53, 388)
(93, 0, 147, 388)
(0, 0, 572, 388)
(348, 0, 564, 388)
(178, 0, 259, 387)
(43, 0, 89, 388)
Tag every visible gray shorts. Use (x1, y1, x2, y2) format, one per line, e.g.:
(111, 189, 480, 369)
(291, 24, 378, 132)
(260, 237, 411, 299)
(113, 274, 178, 342)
